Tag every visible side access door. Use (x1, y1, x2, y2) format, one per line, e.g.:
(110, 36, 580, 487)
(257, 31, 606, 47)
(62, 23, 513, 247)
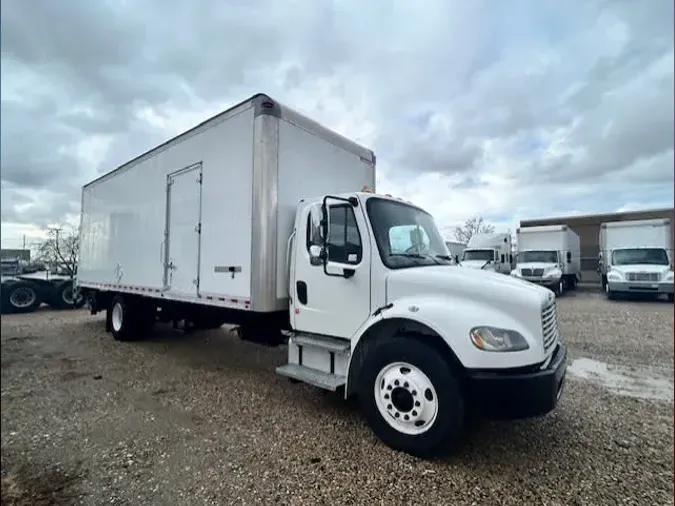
(291, 198, 372, 339)
(163, 163, 203, 296)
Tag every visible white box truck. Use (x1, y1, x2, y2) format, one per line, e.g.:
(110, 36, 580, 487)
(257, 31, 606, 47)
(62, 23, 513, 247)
(511, 225, 581, 296)
(444, 241, 467, 264)
(459, 233, 513, 274)
(76, 93, 566, 458)
(599, 218, 673, 301)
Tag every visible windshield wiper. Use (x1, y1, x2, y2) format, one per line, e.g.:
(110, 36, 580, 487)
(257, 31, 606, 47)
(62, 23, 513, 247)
(389, 253, 443, 265)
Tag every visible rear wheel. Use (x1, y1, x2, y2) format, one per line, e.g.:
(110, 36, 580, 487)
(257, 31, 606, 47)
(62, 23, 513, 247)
(108, 295, 152, 341)
(2, 281, 42, 314)
(357, 336, 465, 458)
(50, 280, 85, 310)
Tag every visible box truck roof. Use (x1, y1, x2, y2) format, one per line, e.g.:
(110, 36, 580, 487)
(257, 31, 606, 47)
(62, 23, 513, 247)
(83, 93, 376, 190)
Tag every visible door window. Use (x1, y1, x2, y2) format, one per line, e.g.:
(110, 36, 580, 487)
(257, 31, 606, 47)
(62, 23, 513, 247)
(306, 204, 362, 265)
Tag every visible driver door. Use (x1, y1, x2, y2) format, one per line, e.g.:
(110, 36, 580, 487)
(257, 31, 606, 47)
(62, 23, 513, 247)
(291, 200, 372, 339)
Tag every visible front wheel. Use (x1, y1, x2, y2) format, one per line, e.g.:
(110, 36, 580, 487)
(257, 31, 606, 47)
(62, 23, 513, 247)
(357, 337, 465, 458)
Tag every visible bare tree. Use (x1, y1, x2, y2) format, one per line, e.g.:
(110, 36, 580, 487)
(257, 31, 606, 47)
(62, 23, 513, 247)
(34, 227, 79, 278)
(453, 216, 495, 244)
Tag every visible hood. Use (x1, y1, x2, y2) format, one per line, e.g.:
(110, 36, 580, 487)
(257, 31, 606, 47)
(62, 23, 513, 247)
(460, 260, 495, 270)
(386, 265, 553, 311)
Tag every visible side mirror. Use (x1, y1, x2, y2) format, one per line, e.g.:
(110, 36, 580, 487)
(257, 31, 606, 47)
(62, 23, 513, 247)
(566, 251, 572, 264)
(309, 245, 323, 266)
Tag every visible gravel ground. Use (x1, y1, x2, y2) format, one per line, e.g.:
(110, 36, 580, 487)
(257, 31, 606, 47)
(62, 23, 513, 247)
(1, 291, 673, 505)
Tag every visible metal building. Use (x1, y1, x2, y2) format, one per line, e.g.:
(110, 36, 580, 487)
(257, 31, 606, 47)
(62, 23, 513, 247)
(519, 207, 674, 283)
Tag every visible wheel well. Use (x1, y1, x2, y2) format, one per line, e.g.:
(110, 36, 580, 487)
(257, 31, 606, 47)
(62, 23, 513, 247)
(346, 317, 466, 398)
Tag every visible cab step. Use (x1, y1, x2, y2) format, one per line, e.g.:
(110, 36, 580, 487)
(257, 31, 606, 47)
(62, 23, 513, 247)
(291, 333, 350, 352)
(276, 364, 346, 391)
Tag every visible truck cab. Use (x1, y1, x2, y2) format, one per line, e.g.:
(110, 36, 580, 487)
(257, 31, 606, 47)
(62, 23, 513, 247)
(459, 233, 513, 274)
(512, 249, 566, 294)
(279, 191, 567, 457)
(601, 247, 674, 301)
(599, 219, 674, 301)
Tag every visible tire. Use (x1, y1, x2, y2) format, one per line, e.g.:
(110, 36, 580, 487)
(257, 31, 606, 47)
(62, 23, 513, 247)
(50, 280, 85, 310)
(604, 282, 615, 300)
(108, 295, 150, 341)
(554, 279, 564, 296)
(357, 336, 465, 458)
(667, 293, 674, 303)
(1, 281, 42, 314)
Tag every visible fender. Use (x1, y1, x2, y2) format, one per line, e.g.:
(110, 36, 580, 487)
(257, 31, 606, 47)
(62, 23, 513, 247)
(345, 295, 545, 398)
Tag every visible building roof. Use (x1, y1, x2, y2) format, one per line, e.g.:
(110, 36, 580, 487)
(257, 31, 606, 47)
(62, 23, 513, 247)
(520, 207, 673, 226)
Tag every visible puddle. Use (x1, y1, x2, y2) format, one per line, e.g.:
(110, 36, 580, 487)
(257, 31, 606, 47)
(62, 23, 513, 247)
(568, 357, 673, 402)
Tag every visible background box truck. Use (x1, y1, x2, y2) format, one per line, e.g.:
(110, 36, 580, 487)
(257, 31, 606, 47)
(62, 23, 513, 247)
(599, 218, 673, 301)
(459, 233, 513, 274)
(77, 93, 566, 458)
(511, 225, 581, 296)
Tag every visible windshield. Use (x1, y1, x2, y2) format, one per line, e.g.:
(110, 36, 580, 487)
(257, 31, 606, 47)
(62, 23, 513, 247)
(462, 249, 494, 262)
(517, 250, 558, 264)
(612, 248, 669, 266)
(366, 197, 450, 269)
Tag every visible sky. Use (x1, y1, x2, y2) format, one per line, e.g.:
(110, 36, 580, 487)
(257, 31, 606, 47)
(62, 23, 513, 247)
(1, 0, 673, 250)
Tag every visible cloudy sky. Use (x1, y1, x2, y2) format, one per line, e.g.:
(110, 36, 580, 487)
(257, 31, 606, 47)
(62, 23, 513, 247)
(1, 0, 673, 249)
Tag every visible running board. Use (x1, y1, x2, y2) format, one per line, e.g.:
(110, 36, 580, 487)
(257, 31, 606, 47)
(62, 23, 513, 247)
(276, 364, 346, 391)
(290, 333, 351, 352)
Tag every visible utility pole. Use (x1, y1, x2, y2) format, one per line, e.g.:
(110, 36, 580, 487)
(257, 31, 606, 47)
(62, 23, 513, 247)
(22, 234, 26, 250)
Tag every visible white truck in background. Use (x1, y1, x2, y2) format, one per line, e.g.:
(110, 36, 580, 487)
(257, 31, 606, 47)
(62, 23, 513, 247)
(599, 218, 673, 301)
(511, 225, 581, 296)
(76, 93, 566, 458)
(460, 233, 513, 274)
(444, 241, 467, 265)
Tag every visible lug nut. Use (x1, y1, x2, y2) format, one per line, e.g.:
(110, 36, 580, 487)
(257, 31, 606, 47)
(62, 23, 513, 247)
(387, 385, 392, 390)
(394, 380, 400, 386)
(387, 404, 392, 410)
(404, 382, 409, 388)
(404, 415, 409, 420)
(384, 394, 389, 399)
(412, 390, 417, 396)
(415, 401, 420, 407)
(412, 410, 417, 416)
(394, 412, 400, 418)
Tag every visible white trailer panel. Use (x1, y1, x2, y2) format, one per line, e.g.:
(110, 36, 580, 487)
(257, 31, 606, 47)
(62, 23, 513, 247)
(600, 219, 672, 254)
(78, 94, 376, 313)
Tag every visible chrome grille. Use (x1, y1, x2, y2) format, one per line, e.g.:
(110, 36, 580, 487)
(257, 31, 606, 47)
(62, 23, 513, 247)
(532, 268, 545, 277)
(521, 268, 532, 276)
(541, 302, 558, 350)
(626, 272, 659, 282)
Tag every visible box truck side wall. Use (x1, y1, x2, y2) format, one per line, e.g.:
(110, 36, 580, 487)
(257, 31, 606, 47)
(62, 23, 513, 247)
(78, 104, 256, 303)
(274, 115, 376, 305)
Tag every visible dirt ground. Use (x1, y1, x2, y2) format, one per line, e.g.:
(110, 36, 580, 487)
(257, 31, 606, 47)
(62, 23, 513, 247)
(1, 291, 673, 505)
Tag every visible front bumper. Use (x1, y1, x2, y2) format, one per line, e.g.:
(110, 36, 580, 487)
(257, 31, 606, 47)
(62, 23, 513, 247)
(519, 276, 560, 290)
(607, 280, 673, 294)
(466, 343, 567, 420)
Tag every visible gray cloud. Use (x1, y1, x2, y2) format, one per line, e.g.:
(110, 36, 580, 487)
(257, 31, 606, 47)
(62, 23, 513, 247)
(0, 0, 672, 239)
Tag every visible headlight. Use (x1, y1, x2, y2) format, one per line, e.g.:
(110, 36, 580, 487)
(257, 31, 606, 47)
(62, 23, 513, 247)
(469, 326, 530, 352)
(665, 271, 674, 281)
(543, 269, 562, 279)
(607, 271, 622, 281)
(510, 270, 521, 277)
